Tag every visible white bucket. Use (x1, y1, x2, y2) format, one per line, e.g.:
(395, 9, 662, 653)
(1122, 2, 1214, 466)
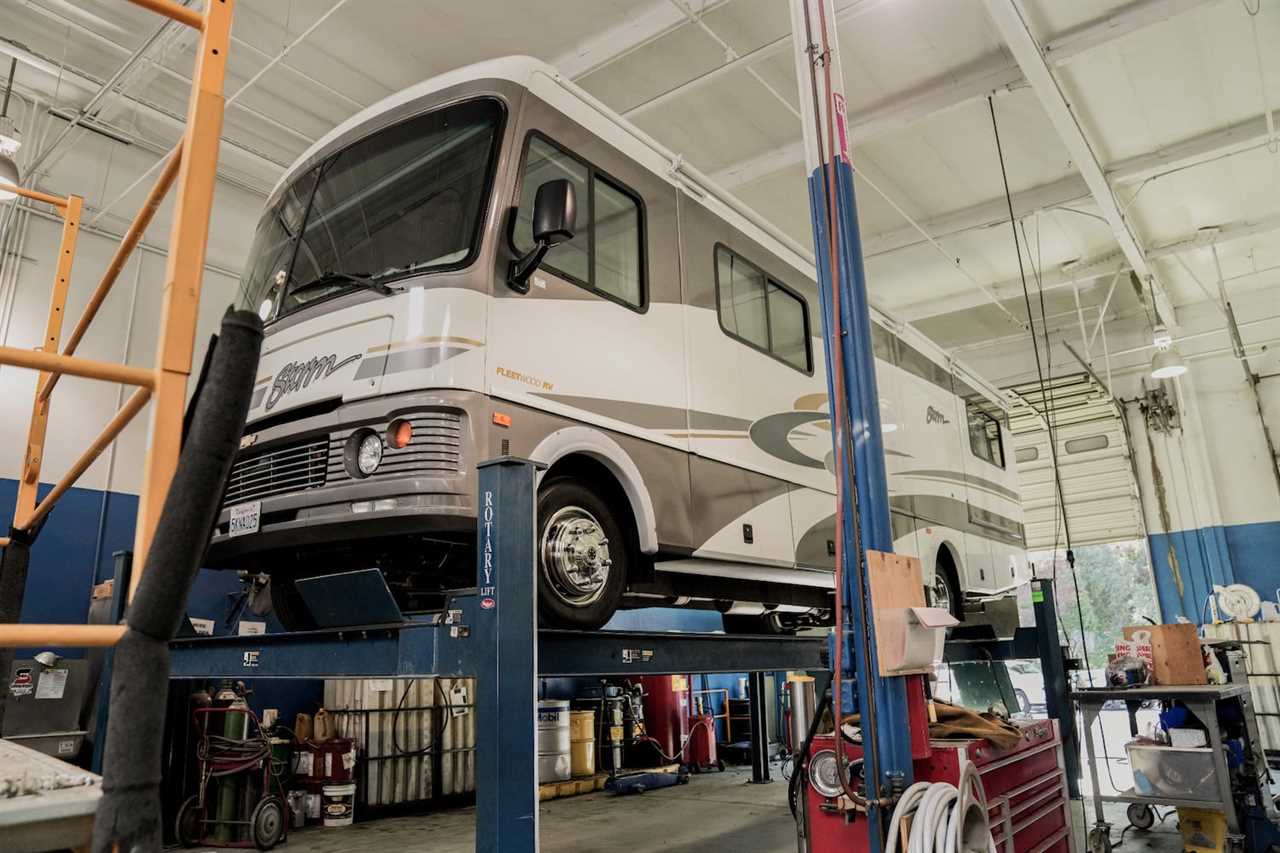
(322, 782, 355, 827)
(537, 700, 572, 783)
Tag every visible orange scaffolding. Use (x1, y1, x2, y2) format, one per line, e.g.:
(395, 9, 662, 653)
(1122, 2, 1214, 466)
(0, 0, 235, 649)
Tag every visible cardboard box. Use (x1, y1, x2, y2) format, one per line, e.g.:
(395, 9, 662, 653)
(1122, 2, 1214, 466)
(1123, 624, 1206, 685)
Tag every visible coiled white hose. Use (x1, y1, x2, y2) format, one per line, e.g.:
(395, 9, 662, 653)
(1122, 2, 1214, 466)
(885, 763, 997, 853)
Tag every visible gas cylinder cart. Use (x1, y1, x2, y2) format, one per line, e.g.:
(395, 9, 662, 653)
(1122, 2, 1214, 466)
(175, 698, 289, 850)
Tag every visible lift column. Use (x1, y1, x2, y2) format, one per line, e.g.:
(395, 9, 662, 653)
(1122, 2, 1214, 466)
(789, 1, 919, 848)
(474, 457, 544, 853)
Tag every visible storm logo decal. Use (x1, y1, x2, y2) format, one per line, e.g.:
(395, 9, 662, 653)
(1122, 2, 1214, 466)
(265, 353, 361, 411)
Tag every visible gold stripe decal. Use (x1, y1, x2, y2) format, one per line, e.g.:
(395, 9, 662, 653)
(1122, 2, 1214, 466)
(366, 335, 483, 353)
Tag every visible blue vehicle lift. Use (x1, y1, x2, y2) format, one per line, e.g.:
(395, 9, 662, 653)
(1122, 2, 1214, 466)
(164, 458, 824, 853)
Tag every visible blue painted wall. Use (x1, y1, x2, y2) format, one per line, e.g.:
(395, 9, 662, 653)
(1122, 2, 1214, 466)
(1149, 520, 1280, 622)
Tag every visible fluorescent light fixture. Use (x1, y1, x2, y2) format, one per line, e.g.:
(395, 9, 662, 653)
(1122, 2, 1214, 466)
(0, 152, 18, 201)
(1151, 348, 1188, 379)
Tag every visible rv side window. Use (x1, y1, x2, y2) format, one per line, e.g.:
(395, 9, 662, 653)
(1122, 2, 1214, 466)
(714, 245, 812, 373)
(966, 401, 1006, 469)
(514, 135, 645, 310)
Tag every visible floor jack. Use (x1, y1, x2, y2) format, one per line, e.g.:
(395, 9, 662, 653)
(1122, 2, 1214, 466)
(604, 766, 689, 795)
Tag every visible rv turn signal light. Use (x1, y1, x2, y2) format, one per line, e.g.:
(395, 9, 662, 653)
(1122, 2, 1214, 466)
(387, 419, 413, 449)
(492, 412, 512, 428)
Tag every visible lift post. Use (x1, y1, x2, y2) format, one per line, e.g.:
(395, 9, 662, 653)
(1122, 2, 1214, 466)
(473, 457, 543, 853)
(788, 1, 919, 846)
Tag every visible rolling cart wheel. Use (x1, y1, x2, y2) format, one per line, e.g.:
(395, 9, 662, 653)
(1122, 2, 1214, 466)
(251, 796, 287, 851)
(175, 796, 201, 848)
(1126, 803, 1156, 830)
(1087, 825, 1113, 853)
(715, 759, 725, 772)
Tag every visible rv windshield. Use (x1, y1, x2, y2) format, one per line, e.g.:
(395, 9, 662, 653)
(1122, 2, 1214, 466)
(237, 97, 503, 323)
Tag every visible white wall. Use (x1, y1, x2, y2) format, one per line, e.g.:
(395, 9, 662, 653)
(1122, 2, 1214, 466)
(0, 111, 264, 499)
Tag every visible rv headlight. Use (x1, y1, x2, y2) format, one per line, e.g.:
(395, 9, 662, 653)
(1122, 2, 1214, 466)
(345, 430, 383, 478)
(357, 433, 383, 475)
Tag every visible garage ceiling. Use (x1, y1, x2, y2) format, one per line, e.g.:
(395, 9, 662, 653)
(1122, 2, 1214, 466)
(0, 0, 1276, 420)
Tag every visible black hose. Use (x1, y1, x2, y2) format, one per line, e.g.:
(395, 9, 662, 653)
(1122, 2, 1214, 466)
(91, 309, 263, 853)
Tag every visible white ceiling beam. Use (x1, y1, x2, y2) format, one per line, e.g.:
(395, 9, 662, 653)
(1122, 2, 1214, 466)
(893, 208, 1280, 321)
(863, 174, 1090, 256)
(624, 0, 897, 118)
(858, 106, 1279, 259)
(551, 0, 735, 80)
(1042, 0, 1221, 62)
(1107, 108, 1280, 183)
(710, 0, 1214, 190)
(982, 0, 1176, 326)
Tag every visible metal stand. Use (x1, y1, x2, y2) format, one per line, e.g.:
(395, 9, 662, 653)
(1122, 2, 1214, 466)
(748, 671, 771, 783)
(166, 458, 825, 853)
(1075, 683, 1279, 853)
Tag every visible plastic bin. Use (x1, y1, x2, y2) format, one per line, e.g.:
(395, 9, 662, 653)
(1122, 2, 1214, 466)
(1126, 743, 1218, 801)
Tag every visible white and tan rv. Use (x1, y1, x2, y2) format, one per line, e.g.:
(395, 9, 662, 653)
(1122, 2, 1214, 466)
(210, 56, 1027, 631)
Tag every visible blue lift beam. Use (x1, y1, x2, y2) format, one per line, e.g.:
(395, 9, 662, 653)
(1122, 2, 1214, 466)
(788, 0, 915, 846)
(168, 458, 825, 853)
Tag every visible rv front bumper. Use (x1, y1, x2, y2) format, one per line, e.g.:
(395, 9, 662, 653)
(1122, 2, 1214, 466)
(206, 390, 486, 566)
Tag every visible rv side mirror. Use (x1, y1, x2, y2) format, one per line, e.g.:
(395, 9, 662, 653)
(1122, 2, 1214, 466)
(508, 179, 577, 292)
(532, 179, 576, 245)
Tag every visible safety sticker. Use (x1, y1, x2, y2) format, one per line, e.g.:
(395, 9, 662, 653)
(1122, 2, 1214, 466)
(35, 667, 68, 700)
(622, 649, 654, 665)
(9, 667, 33, 698)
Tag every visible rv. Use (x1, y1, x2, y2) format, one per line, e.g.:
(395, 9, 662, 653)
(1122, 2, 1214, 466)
(211, 56, 1027, 631)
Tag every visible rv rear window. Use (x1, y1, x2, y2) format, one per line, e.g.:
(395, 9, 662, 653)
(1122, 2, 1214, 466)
(714, 246, 812, 373)
(514, 135, 645, 310)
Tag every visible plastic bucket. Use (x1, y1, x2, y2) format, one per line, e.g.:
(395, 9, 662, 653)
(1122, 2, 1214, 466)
(537, 700, 571, 783)
(322, 783, 355, 827)
(569, 710, 596, 777)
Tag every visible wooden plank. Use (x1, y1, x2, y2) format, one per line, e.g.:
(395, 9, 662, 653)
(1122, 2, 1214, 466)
(866, 550, 927, 677)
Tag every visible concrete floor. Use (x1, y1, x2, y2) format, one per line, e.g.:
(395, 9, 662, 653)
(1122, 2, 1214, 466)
(254, 762, 1189, 853)
(288, 764, 797, 853)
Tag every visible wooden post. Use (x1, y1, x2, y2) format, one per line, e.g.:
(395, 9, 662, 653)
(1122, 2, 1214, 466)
(15, 195, 81, 525)
(130, 0, 233, 598)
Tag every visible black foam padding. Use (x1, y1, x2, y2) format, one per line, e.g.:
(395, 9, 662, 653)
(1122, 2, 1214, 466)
(127, 309, 263, 641)
(90, 628, 167, 853)
(0, 536, 32, 732)
(92, 309, 262, 853)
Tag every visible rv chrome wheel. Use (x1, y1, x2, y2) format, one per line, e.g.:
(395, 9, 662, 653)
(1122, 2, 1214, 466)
(541, 506, 612, 606)
(931, 573, 952, 615)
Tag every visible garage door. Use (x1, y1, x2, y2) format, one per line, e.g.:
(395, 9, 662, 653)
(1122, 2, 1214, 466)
(1005, 373, 1145, 550)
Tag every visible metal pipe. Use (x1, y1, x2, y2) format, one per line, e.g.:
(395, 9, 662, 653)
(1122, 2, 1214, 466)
(0, 182, 65, 208)
(19, 387, 151, 530)
(38, 145, 181, 402)
(0, 344, 155, 387)
(124, 0, 203, 30)
(22, 4, 188, 181)
(0, 623, 125, 648)
(787, 675, 817, 761)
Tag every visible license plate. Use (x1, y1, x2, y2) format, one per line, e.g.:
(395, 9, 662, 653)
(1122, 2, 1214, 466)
(228, 501, 261, 537)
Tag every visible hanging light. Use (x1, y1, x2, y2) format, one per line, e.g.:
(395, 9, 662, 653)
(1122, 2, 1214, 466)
(1151, 349, 1188, 379)
(1149, 323, 1188, 379)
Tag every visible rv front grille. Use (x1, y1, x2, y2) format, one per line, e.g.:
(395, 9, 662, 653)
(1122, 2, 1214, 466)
(224, 438, 329, 505)
(328, 411, 464, 480)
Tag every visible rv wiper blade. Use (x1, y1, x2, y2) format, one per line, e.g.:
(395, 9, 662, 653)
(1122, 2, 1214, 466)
(291, 271, 396, 296)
